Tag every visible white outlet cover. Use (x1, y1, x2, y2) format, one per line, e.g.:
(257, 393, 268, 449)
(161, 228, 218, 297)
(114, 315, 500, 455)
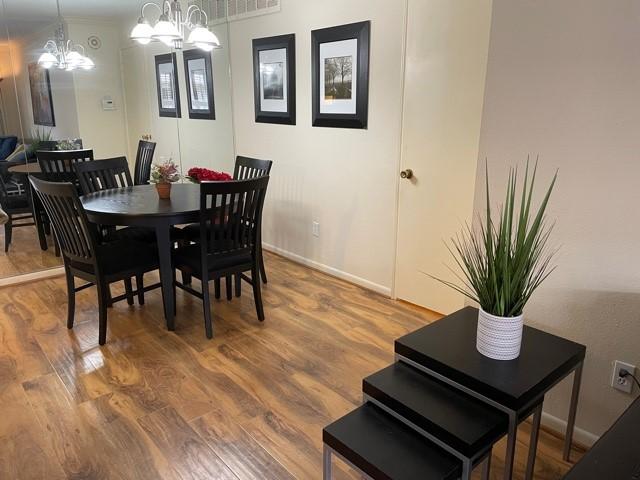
(611, 360, 636, 394)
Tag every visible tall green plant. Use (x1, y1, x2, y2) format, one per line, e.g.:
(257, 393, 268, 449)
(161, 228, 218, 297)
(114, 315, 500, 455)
(433, 160, 558, 317)
(28, 127, 53, 154)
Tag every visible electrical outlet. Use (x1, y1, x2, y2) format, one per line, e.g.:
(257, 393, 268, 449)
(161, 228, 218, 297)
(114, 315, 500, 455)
(611, 360, 636, 394)
(312, 221, 320, 237)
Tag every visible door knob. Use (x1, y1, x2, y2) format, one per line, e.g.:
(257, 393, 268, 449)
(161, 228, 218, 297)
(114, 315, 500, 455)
(400, 169, 413, 179)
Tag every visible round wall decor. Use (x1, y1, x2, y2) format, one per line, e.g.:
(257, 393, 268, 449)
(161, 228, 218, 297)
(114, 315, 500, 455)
(87, 35, 102, 50)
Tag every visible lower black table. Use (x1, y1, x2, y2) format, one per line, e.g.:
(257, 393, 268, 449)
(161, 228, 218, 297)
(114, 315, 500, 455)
(563, 396, 640, 479)
(81, 184, 202, 330)
(395, 306, 586, 480)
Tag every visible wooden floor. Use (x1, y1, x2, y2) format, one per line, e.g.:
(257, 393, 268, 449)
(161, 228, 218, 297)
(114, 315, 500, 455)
(0, 224, 62, 278)
(0, 251, 584, 479)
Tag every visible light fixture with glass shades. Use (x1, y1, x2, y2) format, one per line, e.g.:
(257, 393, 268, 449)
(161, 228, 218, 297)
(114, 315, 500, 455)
(130, 1, 221, 51)
(37, 0, 95, 71)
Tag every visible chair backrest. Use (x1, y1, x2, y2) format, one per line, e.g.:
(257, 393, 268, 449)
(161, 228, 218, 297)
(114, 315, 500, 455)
(233, 156, 273, 180)
(199, 176, 270, 263)
(134, 140, 156, 185)
(28, 175, 99, 267)
(75, 156, 133, 195)
(37, 149, 94, 188)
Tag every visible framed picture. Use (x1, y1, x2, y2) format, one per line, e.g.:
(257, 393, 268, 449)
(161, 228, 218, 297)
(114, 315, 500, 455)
(183, 49, 215, 120)
(311, 21, 370, 129)
(252, 34, 296, 125)
(155, 53, 181, 118)
(28, 63, 55, 127)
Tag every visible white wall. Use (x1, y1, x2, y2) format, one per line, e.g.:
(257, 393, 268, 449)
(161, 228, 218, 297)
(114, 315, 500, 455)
(0, 45, 22, 138)
(229, 0, 408, 293)
(475, 0, 640, 438)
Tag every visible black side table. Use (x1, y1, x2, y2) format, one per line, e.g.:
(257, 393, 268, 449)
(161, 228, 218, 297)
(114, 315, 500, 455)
(395, 306, 586, 480)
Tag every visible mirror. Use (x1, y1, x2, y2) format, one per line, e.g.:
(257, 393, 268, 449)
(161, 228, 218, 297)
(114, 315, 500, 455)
(0, 0, 235, 280)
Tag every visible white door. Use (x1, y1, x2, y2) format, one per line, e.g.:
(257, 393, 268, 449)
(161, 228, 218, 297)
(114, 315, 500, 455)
(394, 0, 493, 314)
(120, 45, 153, 168)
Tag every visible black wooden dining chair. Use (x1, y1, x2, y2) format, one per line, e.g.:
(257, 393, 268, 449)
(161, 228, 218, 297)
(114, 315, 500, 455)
(75, 156, 132, 193)
(37, 149, 94, 185)
(0, 177, 34, 252)
(29, 176, 160, 345)
(174, 176, 270, 338)
(134, 140, 156, 185)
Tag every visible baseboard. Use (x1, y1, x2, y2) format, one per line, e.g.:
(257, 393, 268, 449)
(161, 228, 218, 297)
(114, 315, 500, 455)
(262, 243, 391, 297)
(541, 411, 599, 448)
(0, 266, 64, 288)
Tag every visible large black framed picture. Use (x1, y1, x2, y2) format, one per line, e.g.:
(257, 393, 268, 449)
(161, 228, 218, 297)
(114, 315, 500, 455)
(252, 33, 296, 125)
(155, 53, 181, 118)
(311, 21, 370, 129)
(183, 49, 215, 120)
(28, 63, 55, 127)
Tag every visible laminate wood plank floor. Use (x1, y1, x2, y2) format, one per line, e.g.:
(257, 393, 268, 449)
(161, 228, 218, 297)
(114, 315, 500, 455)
(0, 225, 62, 278)
(0, 251, 584, 479)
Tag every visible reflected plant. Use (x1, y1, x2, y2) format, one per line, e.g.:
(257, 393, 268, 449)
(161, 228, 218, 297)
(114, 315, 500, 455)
(150, 159, 180, 184)
(27, 126, 53, 154)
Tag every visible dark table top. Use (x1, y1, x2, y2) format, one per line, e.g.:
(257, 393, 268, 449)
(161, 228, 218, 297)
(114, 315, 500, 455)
(563, 397, 640, 479)
(81, 184, 201, 226)
(395, 306, 586, 410)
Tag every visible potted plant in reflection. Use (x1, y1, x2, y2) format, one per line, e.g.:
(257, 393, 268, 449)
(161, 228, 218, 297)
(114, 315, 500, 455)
(150, 159, 180, 199)
(433, 160, 558, 360)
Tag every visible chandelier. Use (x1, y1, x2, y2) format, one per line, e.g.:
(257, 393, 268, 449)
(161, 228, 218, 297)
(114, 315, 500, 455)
(37, 0, 95, 71)
(130, 1, 221, 52)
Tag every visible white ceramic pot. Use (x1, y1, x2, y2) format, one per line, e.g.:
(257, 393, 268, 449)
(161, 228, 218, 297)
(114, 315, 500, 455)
(476, 308, 524, 360)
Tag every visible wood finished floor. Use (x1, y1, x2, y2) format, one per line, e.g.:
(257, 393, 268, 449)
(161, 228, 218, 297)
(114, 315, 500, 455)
(0, 251, 584, 479)
(0, 224, 62, 278)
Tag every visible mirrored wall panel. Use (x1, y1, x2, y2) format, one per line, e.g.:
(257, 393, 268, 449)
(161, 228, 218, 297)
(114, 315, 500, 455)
(0, 0, 235, 280)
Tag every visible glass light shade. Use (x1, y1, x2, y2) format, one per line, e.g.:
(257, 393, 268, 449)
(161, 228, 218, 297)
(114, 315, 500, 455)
(152, 19, 182, 46)
(38, 52, 58, 68)
(187, 26, 220, 51)
(80, 56, 95, 70)
(130, 19, 154, 44)
(66, 50, 83, 67)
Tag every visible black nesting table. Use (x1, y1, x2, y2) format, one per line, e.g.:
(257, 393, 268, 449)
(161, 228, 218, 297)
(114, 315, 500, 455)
(395, 306, 586, 480)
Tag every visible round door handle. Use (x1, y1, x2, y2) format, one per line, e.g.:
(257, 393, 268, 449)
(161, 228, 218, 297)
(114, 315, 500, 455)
(400, 169, 413, 179)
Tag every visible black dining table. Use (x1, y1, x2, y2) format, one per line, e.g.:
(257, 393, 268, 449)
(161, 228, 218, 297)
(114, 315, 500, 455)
(81, 183, 202, 330)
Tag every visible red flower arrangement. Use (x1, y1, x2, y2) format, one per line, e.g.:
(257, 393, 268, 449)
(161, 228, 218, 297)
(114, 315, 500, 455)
(186, 167, 232, 183)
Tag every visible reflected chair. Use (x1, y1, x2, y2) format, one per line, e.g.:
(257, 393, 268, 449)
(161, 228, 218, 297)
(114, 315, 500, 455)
(29, 176, 160, 345)
(173, 176, 270, 338)
(36, 148, 94, 190)
(133, 140, 156, 185)
(0, 177, 34, 252)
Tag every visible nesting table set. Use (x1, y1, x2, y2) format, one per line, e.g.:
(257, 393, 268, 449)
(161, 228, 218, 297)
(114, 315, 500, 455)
(323, 306, 586, 480)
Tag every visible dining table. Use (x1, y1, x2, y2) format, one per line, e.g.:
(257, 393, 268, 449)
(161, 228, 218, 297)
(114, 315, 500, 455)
(81, 183, 202, 330)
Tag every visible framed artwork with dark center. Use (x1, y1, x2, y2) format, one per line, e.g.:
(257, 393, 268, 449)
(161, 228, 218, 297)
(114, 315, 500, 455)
(183, 49, 215, 120)
(311, 21, 370, 129)
(252, 34, 296, 125)
(28, 63, 55, 127)
(155, 53, 181, 118)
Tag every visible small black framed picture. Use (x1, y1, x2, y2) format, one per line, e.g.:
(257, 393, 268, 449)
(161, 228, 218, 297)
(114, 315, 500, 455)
(311, 21, 370, 129)
(252, 33, 296, 125)
(155, 53, 181, 118)
(183, 49, 215, 120)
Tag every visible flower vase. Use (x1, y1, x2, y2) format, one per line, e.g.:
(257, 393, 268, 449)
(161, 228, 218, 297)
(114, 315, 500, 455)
(156, 182, 172, 199)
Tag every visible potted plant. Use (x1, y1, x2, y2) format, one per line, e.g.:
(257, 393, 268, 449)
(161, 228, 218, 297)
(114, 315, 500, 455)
(185, 167, 232, 183)
(150, 159, 180, 199)
(433, 161, 558, 360)
(27, 126, 53, 155)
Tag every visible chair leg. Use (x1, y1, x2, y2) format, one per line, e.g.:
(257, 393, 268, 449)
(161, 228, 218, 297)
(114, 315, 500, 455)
(202, 274, 213, 339)
(65, 267, 75, 329)
(54, 235, 60, 257)
(234, 274, 241, 297)
(251, 265, 265, 321)
(214, 278, 221, 300)
(226, 276, 232, 301)
(124, 278, 134, 306)
(34, 209, 48, 251)
(4, 220, 12, 253)
(181, 271, 192, 285)
(135, 274, 145, 305)
(259, 246, 268, 284)
(96, 280, 109, 345)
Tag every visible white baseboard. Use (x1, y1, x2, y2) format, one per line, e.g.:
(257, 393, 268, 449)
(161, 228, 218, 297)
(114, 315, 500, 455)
(0, 266, 65, 288)
(262, 243, 391, 297)
(541, 411, 599, 448)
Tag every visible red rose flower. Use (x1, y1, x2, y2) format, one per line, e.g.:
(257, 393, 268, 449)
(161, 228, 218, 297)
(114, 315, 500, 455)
(187, 167, 232, 183)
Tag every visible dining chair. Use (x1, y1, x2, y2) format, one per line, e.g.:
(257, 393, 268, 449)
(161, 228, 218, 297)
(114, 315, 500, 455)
(75, 156, 133, 194)
(0, 177, 34, 252)
(36, 149, 94, 193)
(134, 140, 156, 185)
(174, 176, 270, 338)
(29, 175, 160, 345)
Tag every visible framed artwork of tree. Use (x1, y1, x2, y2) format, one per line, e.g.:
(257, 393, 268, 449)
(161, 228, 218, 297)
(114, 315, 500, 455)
(311, 21, 370, 129)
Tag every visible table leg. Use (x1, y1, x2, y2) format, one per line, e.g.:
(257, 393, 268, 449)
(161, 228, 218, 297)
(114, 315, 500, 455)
(481, 451, 492, 480)
(563, 362, 583, 461)
(323, 445, 332, 480)
(525, 401, 543, 480)
(503, 412, 517, 480)
(155, 224, 175, 331)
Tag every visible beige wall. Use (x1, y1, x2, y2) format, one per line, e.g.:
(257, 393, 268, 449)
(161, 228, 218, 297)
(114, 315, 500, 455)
(475, 0, 640, 439)
(229, 0, 408, 294)
(0, 45, 22, 138)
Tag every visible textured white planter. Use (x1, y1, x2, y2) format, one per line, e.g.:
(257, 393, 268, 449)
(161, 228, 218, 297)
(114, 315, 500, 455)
(476, 309, 524, 360)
